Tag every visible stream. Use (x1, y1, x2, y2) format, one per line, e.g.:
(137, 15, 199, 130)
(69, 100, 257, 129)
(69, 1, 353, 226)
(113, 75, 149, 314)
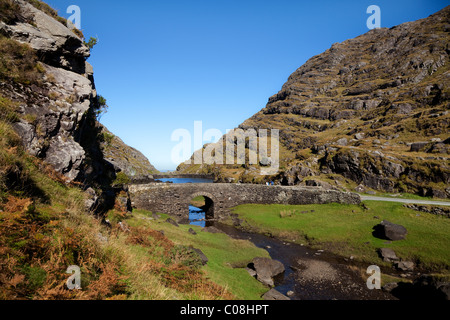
(213, 222, 393, 300)
(159, 177, 395, 300)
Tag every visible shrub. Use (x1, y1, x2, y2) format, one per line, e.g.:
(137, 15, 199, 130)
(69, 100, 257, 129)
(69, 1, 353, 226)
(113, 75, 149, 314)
(112, 172, 131, 187)
(0, 35, 43, 85)
(72, 28, 84, 39)
(101, 132, 115, 146)
(93, 95, 108, 120)
(84, 37, 98, 50)
(0, 0, 22, 24)
(169, 245, 204, 269)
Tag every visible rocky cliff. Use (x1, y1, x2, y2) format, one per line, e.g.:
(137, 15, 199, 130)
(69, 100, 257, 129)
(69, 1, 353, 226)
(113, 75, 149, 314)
(178, 6, 450, 198)
(0, 0, 157, 190)
(99, 125, 159, 180)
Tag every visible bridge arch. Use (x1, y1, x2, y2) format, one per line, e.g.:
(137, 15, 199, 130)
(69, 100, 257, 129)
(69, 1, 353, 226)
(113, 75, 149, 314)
(188, 191, 217, 220)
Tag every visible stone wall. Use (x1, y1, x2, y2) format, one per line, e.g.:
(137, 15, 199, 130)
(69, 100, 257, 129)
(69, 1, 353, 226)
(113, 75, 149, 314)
(128, 183, 361, 221)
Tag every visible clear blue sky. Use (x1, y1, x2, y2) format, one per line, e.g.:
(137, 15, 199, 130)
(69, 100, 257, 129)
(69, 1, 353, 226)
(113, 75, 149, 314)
(46, 0, 448, 171)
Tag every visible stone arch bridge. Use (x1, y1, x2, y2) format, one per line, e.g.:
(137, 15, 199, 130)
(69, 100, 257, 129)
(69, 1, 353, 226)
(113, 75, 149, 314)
(128, 183, 361, 222)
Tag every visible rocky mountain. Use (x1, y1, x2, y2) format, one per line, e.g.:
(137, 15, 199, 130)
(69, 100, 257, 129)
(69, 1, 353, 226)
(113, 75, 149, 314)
(0, 0, 157, 189)
(178, 6, 450, 198)
(99, 125, 159, 180)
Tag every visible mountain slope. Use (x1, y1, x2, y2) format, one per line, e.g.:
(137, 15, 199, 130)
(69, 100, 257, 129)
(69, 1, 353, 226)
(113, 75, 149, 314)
(100, 125, 159, 180)
(178, 6, 450, 198)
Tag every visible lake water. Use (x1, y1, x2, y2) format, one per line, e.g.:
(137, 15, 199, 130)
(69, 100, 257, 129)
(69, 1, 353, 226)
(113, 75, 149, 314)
(157, 177, 213, 227)
(157, 178, 214, 184)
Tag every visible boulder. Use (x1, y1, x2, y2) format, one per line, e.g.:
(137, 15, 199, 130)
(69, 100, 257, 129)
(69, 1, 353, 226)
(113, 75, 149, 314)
(84, 187, 98, 212)
(201, 226, 224, 234)
(250, 257, 285, 287)
(428, 188, 447, 199)
(382, 282, 399, 293)
(305, 179, 335, 190)
(410, 142, 429, 152)
(165, 218, 179, 227)
(259, 157, 272, 167)
(336, 138, 348, 146)
(378, 248, 399, 262)
(262, 289, 290, 300)
(395, 261, 415, 271)
(413, 275, 450, 300)
(192, 248, 208, 266)
(246, 267, 257, 277)
(373, 220, 407, 241)
(354, 133, 365, 140)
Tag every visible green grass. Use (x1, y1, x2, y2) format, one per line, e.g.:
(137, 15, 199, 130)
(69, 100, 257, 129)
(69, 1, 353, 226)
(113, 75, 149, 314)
(230, 202, 450, 273)
(128, 210, 270, 300)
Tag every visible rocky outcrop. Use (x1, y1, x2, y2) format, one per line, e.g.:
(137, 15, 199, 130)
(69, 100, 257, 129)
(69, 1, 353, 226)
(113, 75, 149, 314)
(377, 248, 399, 262)
(0, 0, 98, 183)
(404, 204, 450, 218)
(0, 0, 157, 188)
(100, 125, 158, 181)
(0, 0, 89, 73)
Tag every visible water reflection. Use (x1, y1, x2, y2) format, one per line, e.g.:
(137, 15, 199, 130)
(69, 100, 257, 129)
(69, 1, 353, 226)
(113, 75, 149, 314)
(157, 178, 214, 227)
(189, 205, 206, 227)
(157, 178, 213, 184)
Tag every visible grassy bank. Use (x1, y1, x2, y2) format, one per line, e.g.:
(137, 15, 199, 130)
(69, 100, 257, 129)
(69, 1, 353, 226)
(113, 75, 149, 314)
(229, 201, 450, 274)
(123, 209, 269, 300)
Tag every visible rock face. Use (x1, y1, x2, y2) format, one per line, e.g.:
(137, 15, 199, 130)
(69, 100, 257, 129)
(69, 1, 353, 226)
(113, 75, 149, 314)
(178, 6, 450, 198)
(0, 0, 89, 73)
(0, 0, 157, 186)
(100, 125, 158, 181)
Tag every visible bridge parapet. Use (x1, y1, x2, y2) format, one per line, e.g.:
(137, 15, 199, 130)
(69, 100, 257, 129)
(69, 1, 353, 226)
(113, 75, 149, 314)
(128, 183, 361, 222)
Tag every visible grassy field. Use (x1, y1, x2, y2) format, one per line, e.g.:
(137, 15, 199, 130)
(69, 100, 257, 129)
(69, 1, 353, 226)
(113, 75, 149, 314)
(230, 201, 450, 274)
(125, 210, 269, 300)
